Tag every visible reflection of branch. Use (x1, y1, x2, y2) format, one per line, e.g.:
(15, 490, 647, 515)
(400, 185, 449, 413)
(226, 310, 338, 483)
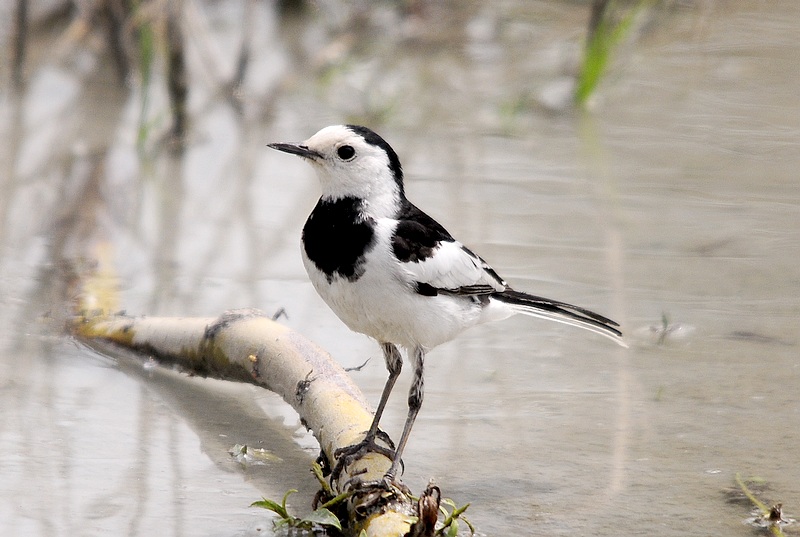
(576, 110, 631, 507)
(107, 339, 321, 498)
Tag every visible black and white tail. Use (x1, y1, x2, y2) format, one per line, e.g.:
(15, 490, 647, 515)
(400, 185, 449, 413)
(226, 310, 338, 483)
(494, 289, 627, 347)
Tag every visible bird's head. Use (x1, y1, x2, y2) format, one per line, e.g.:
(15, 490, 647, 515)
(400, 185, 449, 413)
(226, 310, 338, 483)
(269, 125, 405, 215)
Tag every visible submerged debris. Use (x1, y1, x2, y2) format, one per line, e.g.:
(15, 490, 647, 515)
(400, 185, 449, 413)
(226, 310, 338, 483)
(635, 313, 695, 345)
(726, 330, 794, 346)
(229, 443, 281, 466)
(745, 503, 796, 530)
(732, 474, 796, 536)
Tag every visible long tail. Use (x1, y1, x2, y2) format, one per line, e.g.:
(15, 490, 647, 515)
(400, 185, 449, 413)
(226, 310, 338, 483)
(493, 288, 627, 347)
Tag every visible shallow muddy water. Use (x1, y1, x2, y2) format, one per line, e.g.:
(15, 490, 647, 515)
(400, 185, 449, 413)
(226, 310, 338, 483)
(1, 1, 799, 535)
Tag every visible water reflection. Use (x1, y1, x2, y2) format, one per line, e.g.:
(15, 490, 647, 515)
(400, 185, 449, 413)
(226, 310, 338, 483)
(1, 1, 799, 536)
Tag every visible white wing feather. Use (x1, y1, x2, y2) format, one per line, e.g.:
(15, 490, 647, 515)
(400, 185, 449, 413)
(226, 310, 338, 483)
(400, 240, 506, 293)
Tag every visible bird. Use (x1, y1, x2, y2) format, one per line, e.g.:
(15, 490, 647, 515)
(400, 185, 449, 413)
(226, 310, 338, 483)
(268, 125, 625, 482)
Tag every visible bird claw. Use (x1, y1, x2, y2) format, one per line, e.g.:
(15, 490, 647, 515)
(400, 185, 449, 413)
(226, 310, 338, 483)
(331, 431, 401, 484)
(374, 429, 396, 451)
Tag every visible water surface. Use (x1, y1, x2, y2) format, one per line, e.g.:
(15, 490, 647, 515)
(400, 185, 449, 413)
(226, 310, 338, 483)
(1, 1, 798, 535)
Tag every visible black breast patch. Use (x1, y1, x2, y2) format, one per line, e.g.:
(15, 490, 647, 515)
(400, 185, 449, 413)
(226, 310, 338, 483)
(303, 197, 376, 283)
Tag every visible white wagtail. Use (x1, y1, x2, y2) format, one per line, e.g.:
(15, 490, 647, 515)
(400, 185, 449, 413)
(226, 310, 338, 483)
(269, 125, 625, 481)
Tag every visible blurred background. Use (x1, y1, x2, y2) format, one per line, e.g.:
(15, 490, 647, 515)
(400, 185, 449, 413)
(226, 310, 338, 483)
(1, 1, 799, 535)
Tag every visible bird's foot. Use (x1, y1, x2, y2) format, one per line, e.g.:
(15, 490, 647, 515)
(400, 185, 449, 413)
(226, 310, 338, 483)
(331, 430, 399, 484)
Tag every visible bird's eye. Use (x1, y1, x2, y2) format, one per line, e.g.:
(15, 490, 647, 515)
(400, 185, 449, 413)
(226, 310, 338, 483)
(336, 145, 356, 161)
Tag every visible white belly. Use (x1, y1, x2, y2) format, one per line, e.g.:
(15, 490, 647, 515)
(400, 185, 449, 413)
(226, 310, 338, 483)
(301, 225, 491, 349)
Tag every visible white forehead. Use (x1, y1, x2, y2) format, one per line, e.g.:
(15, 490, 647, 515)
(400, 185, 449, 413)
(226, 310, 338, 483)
(304, 125, 372, 154)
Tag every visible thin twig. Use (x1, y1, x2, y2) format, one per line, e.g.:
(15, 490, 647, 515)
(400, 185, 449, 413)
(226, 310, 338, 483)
(101, 0, 132, 84)
(166, 1, 188, 146)
(231, 0, 256, 93)
(11, 0, 28, 89)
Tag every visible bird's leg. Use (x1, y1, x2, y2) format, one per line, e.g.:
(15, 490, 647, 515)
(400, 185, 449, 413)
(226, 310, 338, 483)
(331, 343, 402, 481)
(384, 346, 425, 481)
(365, 342, 403, 441)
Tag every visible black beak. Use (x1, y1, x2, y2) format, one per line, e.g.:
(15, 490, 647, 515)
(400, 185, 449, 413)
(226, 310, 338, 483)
(267, 142, 322, 160)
